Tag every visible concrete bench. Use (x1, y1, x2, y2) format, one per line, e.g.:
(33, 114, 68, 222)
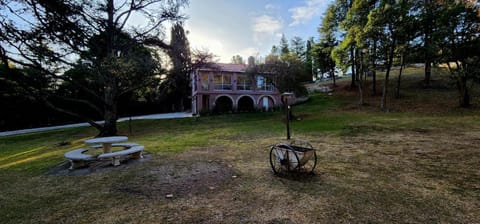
(89, 142, 140, 150)
(97, 145, 144, 166)
(64, 148, 95, 169)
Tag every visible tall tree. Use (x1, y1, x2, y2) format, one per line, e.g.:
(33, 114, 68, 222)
(422, 0, 434, 87)
(437, 1, 480, 107)
(363, 0, 411, 111)
(279, 34, 290, 55)
(305, 37, 314, 81)
(290, 36, 306, 59)
(162, 22, 191, 111)
(333, 0, 356, 88)
(231, 55, 245, 64)
(341, 0, 374, 104)
(316, 4, 338, 85)
(0, 0, 187, 136)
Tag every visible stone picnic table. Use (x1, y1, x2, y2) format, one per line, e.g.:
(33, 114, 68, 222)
(84, 136, 128, 153)
(65, 136, 145, 169)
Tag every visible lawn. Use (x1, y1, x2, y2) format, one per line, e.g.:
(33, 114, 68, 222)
(1, 67, 479, 223)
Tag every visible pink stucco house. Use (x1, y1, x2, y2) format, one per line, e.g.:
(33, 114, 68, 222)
(191, 63, 281, 115)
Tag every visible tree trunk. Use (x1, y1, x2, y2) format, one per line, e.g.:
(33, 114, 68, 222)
(457, 76, 470, 108)
(331, 69, 336, 86)
(350, 46, 356, 88)
(358, 50, 365, 105)
(395, 53, 404, 99)
(372, 41, 377, 95)
(100, 71, 119, 136)
(425, 59, 431, 87)
(381, 43, 396, 111)
(100, 103, 118, 136)
(423, 0, 432, 87)
(99, 0, 119, 137)
(447, 62, 470, 108)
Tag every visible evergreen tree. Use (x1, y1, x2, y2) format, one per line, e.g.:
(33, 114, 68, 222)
(280, 34, 290, 55)
(0, 0, 188, 136)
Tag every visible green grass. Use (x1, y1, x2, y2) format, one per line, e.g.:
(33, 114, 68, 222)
(1, 67, 480, 223)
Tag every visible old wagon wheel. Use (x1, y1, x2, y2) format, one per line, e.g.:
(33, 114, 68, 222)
(288, 140, 316, 173)
(270, 144, 300, 174)
(298, 150, 317, 174)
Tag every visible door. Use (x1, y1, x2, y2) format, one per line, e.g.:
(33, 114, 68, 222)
(263, 97, 269, 110)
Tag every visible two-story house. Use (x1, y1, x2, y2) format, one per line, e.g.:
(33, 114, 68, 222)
(191, 63, 281, 115)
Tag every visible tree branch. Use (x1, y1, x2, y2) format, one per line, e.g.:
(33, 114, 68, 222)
(42, 98, 103, 131)
(50, 95, 103, 117)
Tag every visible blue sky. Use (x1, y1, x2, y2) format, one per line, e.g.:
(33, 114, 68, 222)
(183, 0, 333, 62)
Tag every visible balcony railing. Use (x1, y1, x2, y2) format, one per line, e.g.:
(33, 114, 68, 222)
(258, 84, 274, 92)
(214, 84, 232, 90)
(237, 85, 252, 91)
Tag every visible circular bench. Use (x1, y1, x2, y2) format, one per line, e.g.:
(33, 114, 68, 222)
(97, 145, 144, 166)
(64, 148, 95, 169)
(64, 143, 144, 169)
(89, 142, 141, 150)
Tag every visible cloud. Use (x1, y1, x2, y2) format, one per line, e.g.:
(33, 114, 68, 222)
(238, 47, 259, 58)
(264, 3, 279, 11)
(252, 15, 283, 44)
(289, 0, 327, 26)
(186, 28, 226, 60)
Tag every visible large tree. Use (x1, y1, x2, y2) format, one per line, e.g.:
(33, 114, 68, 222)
(231, 55, 245, 64)
(290, 36, 306, 60)
(332, 0, 356, 88)
(279, 34, 290, 56)
(305, 37, 314, 81)
(364, 0, 411, 111)
(437, 1, 480, 107)
(159, 22, 191, 112)
(316, 4, 339, 86)
(0, 0, 188, 136)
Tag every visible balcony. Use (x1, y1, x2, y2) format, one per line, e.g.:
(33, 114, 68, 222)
(214, 84, 232, 91)
(257, 84, 274, 92)
(236, 85, 252, 91)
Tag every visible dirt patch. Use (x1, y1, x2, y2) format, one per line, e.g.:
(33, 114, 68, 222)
(49, 146, 237, 200)
(114, 160, 236, 199)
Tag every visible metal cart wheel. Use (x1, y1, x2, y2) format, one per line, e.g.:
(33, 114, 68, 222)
(269, 144, 300, 174)
(298, 150, 317, 174)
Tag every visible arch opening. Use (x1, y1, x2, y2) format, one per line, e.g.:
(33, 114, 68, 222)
(258, 96, 274, 111)
(214, 96, 233, 114)
(237, 96, 255, 112)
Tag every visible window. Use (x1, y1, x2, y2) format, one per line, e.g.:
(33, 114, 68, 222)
(236, 74, 252, 91)
(213, 73, 232, 90)
(201, 73, 209, 91)
(256, 75, 274, 91)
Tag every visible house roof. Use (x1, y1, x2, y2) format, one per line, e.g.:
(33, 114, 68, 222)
(198, 63, 248, 73)
(217, 63, 247, 72)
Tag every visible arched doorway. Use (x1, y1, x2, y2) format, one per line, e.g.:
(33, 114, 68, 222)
(258, 96, 274, 111)
(237, 96, 254, 112)
(214, 96, 233, 113)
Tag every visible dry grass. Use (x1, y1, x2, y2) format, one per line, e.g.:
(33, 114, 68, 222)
(1, 67, 480, 223)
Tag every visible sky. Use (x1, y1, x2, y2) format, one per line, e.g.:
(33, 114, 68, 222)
(183, 0, 333, 63)
(1, 0, 333, 64)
